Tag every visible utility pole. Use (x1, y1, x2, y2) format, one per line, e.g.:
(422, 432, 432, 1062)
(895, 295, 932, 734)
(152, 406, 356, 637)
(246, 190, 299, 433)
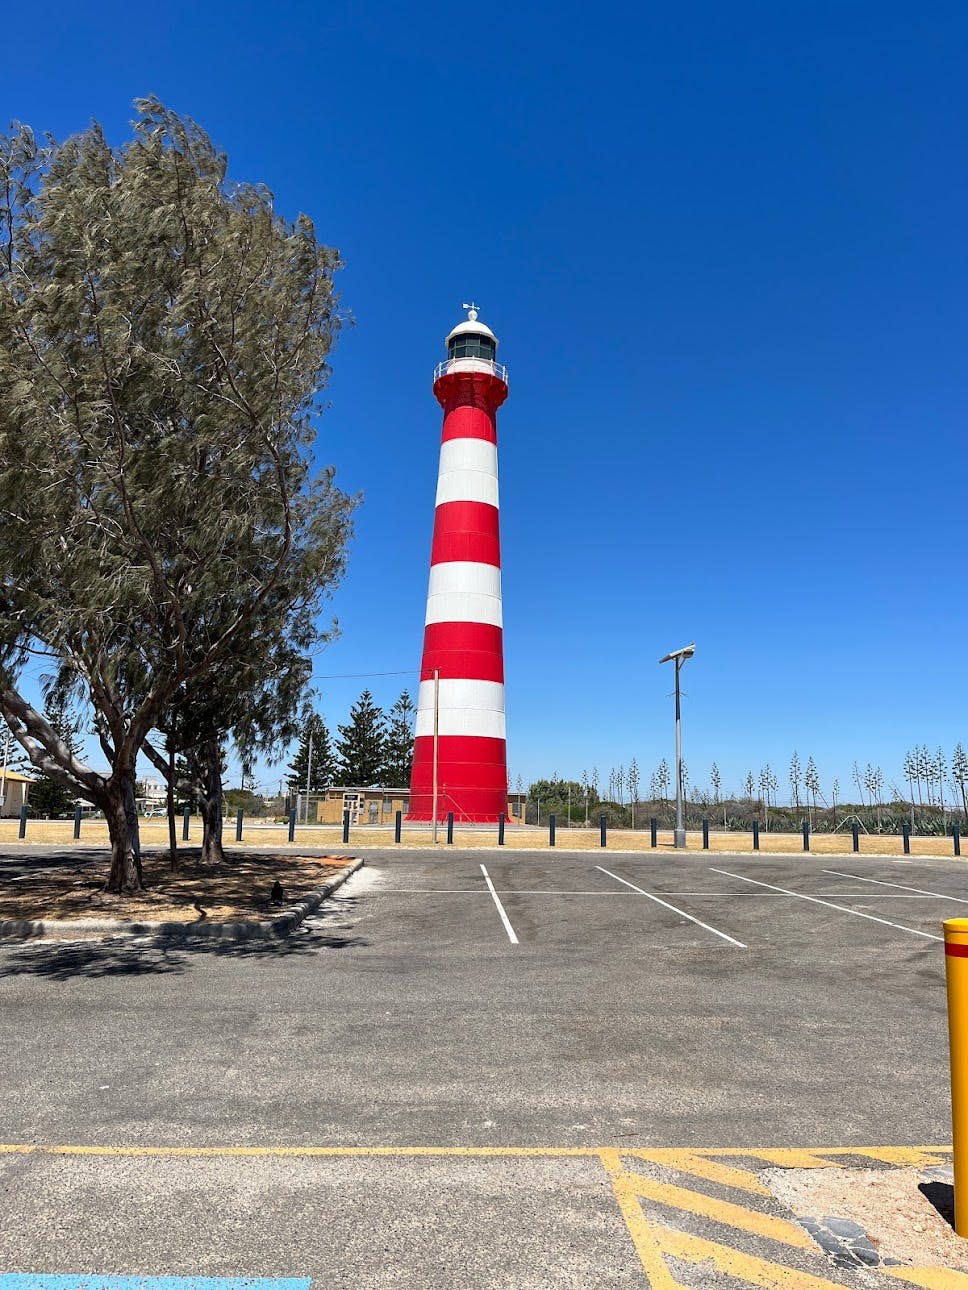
(431, 669, 440, 844)
(659, 643, 696, 850)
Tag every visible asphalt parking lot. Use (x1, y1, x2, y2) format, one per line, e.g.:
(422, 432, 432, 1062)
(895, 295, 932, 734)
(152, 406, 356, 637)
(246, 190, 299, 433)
(0, 846, 962, 1287)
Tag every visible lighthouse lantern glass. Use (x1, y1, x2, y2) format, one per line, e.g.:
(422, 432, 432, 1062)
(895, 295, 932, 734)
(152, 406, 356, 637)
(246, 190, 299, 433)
(448, 333, 497, 362)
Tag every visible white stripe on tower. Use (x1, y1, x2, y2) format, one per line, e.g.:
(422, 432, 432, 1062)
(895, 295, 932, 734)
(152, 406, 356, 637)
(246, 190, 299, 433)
(424, 562, 503, 627)
(434, 439, 500, 508)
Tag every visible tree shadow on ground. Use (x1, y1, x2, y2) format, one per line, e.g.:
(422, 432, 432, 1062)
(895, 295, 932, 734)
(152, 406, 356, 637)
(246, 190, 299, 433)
(0, 900, 368, 981)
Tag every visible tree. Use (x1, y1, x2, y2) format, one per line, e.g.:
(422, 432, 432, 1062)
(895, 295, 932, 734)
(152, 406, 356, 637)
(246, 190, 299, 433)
(710, 763, 721, 804)
(744, 771, 754, 803)
(286, 712, 335, 793)
(758, 764, 773, 831)
(656, 758, 671, 802)
(334, 691, 387, 785)
(954, 744, 968, 825)
(25, 689, 82, 818)
(627, 759, 640, 829)
(382, 690, 416, 787)
(0, 104, 354, 891)
(804, 756, 820, 828)
(903, 749, 918, 828)
(789, 751, 802, 812)
(936, 747, 948, 831)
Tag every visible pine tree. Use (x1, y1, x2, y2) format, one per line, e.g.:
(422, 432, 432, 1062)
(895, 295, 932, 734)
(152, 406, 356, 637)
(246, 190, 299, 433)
(334, 691, 387, 786)
(25, 692, 82, 818)
(383, 690, 416, 786)
(286, 712, 334, 792)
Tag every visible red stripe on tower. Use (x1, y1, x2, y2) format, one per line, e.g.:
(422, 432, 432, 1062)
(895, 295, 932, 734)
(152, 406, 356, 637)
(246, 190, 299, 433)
(408, 306, 510, 823)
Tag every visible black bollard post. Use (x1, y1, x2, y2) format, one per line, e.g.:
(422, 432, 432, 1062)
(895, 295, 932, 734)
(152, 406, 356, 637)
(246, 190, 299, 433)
(73, 805, 82, 840)
(288, 808, 296, 842)
(702, 816, 709, 850)
(549, 813, 556, 847)
(182, 805, 190, 841)
(752, 819, 760, 851)
(902, 823, 910, 855)
(342, 809, 350, 844)
(955, 826, 962, 858)
(803, 820, 810, 851)
(650, 816, 657, 848)
(447, 811, 454, 845)
(852, 821, 860, 853)
(600, 815, 607, 847)
(236, 808, 244, 842)
(395, 810, 402, 843)
(498, 814, 505, 845)
(18, 802, 27, 839)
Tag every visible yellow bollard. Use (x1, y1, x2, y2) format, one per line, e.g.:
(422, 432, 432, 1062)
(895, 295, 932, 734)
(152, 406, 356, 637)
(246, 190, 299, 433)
(944, 917, 968, 1235)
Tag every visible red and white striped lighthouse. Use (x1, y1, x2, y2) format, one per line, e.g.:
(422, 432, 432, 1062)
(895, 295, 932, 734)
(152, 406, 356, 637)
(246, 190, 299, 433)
(408, 306, 508, 823)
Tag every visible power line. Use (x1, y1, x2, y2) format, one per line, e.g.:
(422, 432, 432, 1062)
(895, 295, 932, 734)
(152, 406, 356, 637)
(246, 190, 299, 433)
(312, 668, 418, 680)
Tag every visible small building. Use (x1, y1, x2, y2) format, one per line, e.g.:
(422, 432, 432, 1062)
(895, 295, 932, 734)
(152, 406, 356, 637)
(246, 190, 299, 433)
(0, 770, 32, 819)
(312, 786, 527, 825)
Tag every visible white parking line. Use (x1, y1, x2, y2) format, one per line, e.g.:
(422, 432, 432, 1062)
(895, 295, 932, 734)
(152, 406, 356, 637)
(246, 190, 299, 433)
(596, 867, 746, 948)
(824, 869, 968, 905)
(480, 864, 519, 944)
(710, 869, 944, 942)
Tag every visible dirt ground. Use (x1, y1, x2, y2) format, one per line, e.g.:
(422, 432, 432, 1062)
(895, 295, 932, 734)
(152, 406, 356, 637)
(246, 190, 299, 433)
(766, 1165, 968, 1271)
(0, 816, 960, 858)
(0, 851, 352, 923)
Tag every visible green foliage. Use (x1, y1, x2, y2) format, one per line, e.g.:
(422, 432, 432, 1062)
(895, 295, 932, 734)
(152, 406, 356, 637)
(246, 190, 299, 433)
(25, 691, 83, 818)
(333, 691, 387, 786)
(382, 690, 416, 787)
(286, 712, 334, 791)
(0, 102, 355, 890)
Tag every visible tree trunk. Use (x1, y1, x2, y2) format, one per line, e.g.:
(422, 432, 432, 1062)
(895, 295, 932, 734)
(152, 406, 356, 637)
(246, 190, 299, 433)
(105, 772, 144, 893)
(199, 738, 225, 864)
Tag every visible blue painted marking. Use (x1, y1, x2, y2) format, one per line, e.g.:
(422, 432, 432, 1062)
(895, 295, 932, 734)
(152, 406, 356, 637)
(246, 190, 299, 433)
(0, 1280, 310, 1290)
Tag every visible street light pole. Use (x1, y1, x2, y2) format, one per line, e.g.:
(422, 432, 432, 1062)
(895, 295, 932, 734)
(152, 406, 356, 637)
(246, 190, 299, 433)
(659, 643, 695, 850)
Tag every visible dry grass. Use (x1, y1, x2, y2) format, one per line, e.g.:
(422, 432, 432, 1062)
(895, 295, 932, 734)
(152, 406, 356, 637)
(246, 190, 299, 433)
(0, 850, 350, 923)
(1, 817, 960, 859)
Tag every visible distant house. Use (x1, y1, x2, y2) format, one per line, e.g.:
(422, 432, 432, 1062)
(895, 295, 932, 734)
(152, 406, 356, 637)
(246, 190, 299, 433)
(0, 770, 31, 819)
(307, 786, 527, 825)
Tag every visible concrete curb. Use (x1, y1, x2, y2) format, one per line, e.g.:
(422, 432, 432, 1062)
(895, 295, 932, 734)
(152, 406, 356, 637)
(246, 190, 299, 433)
(0, 857, 365, 942)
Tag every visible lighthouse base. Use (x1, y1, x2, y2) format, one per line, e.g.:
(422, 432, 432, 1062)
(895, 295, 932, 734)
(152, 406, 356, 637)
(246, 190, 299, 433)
(407, 734, 508, 823)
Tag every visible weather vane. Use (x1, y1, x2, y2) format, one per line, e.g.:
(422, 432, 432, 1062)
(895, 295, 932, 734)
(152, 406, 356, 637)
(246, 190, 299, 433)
(462, 301, 479, 321)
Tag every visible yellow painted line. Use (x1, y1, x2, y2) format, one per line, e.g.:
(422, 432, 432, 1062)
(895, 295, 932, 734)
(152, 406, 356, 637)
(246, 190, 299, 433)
(655, 1225, 847, 1289)
(749, 1149, 849, 1169)
(599, 1150, 683, 1290)
(824, 1146, 952, 1166)
(883, 1269, 968, 1288)
(617, 1168, 816, 1250)
(0, 1143, 597, 1159)
(629, 1149, 771, 1196)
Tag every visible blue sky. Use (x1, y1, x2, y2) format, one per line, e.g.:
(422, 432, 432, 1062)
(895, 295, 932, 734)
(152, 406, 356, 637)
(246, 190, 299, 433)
(4, 1, 967, 803)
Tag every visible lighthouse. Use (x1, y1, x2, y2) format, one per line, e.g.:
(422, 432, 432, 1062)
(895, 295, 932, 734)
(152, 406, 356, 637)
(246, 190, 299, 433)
(408, 306, 509, 824)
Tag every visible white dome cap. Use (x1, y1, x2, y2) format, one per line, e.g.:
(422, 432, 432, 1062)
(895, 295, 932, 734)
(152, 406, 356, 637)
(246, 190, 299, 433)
(445, 303, 498, 346)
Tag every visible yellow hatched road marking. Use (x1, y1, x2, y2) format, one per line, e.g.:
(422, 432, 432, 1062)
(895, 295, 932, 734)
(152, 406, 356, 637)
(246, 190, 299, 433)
(749, 1148, 850, 1169)
(600, 1149, 682, 1290)
(627, 1149, 772, 1196)
(884, 1270, 968, 1288)
(617, 1168, 816, 1250)
(654, 1225, 848, 1289)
